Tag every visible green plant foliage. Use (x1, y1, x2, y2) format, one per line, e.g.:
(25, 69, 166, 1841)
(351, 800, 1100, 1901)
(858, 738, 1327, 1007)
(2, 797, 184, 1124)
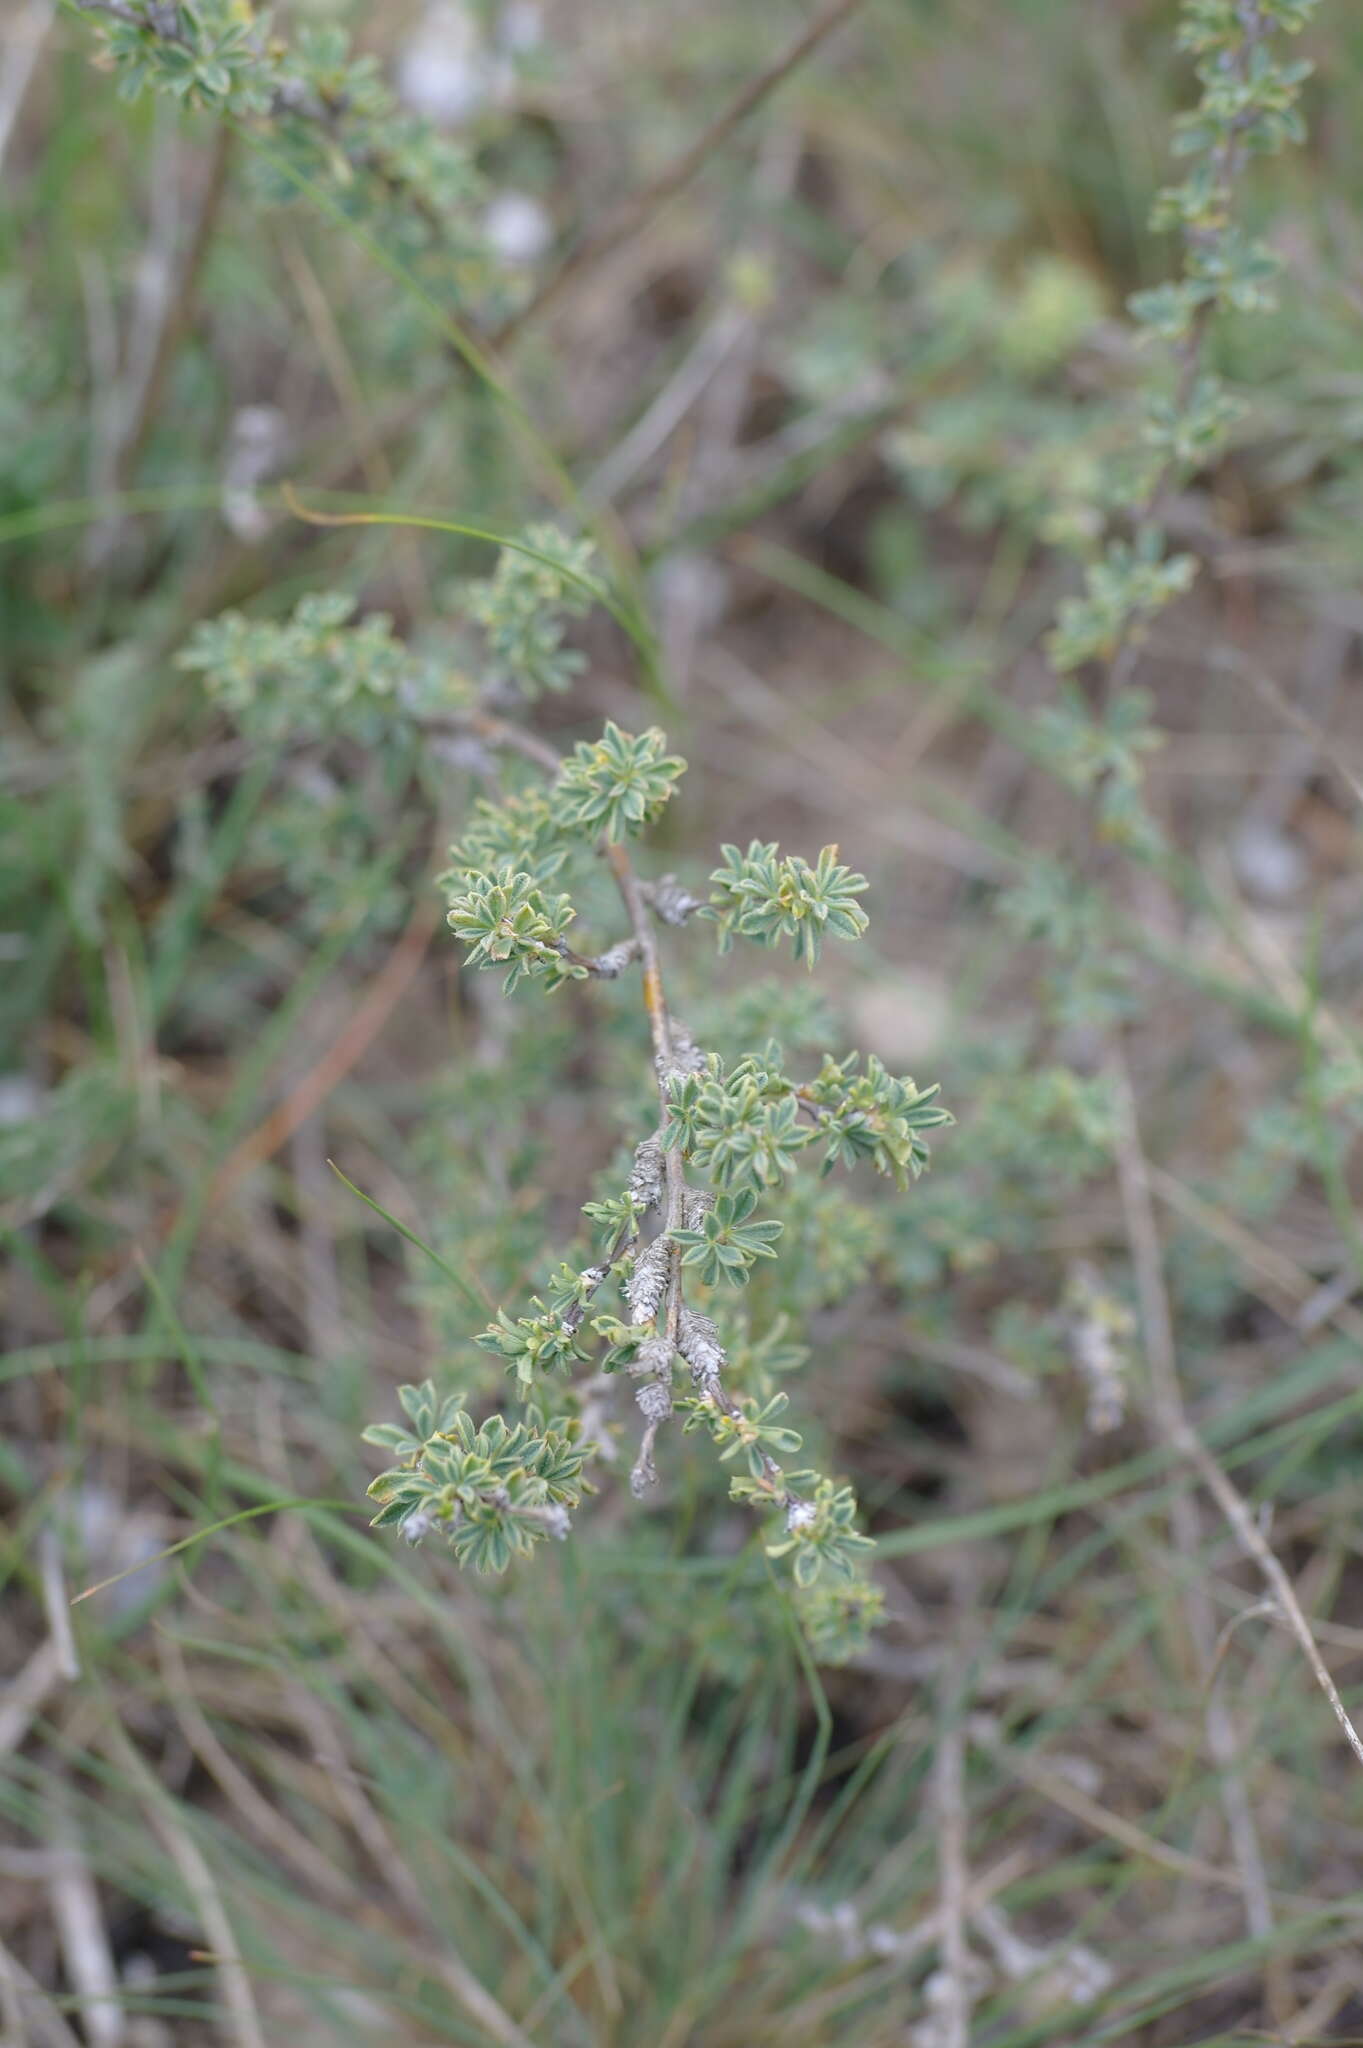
(444, 866, 581, 993)
(364, 1381, 587, 1572)
(460, 523, 598, 696)
(670, 1187, 784, 1287)
(680, 1389, 804, 1472)
(775, 1179, 888, 1314)
(12, 0, 1363, 2035)
(179, 592, 419, 743)
(996, 863, 1138, 1032)
(246, 774, 410, 936)
(706, 840, 869, 967)
(357, 713, 945, 1617)
(13, 2, 1363, 2041)
(802, 1053, 952, 1189)
(79, 4, 498, 307)
(180, 527, 595, 749)
(757, 1473, 875, 1587)
(1047, 533, 1197, 673)
(664, 1047, 951, 1196)
(1141, 374, 1247, 470)
(998, 253, 1107, 380)
(664, 1055, 813, 1193)
(92, 2, 276, 112)
(0, 282, 65, 500)
(441, 786, 569, 888)
(474, 1300, 590, 1384)
(1032, 686, 1168, 856)
(793, 1576, 887, 1664)
(549, 720, 687, 842)
(883, 1043, 1125, 1296)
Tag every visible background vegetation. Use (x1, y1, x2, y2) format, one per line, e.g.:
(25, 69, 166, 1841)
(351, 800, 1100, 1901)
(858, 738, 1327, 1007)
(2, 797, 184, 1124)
(5, 1, 1363, 2041)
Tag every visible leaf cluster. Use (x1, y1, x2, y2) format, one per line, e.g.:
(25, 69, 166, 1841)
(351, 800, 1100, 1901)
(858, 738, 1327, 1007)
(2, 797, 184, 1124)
(1047, 533, 1196, 674)
(441, 787, 568, 890)
(762, 1474, 876, 1588)
(550, 721, 687, 844)
(665, 1048, 950, 1199)
(440, 723, 689, 987)
(670, 1188, 784, 1288)
(1129, 1, 1318, 349)
(794, 1577, 887, 1665)
(680, 1390, 803, 1472)
(81, 5, 498, 304)
(1031, 686, 1168, 858)
(475, 1299, 588, 1385)
(179, 592, 421, 746)
(460, 524, 599, 698)
(804, 1051, 953, 1189)
(363, 1381, 588, 1574)
(445, 868, 580, 995)
(706, 841, 869, 968)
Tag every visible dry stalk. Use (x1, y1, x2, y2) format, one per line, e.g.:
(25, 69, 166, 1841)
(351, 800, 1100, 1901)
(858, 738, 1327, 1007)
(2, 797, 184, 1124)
(1110, 1048, 1363, 1780)
(0, 1641, 64, 1758)
(932, 1719, 973, 2048)
(102, 1719, 268, 2048)
(0, 1932, 82, 2048)
(0, 0, 53, 173)
(112, 127, 235, 492)
(285, 1686, 537, 2048)
(46, 1793, 123, 2048)
(496, 0, 866, 345)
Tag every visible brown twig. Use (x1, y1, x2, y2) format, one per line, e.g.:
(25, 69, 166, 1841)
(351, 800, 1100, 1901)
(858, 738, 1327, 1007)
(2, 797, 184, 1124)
(969, 1710, 1307, 1906)
(428, 704, 564, 780)
(604, 839, 683, 1490)
(557, 935, 642, 979)
(495, 0, 867, 345)
(207, 893, 439, 1210)
(113, 125, 235, 492)
(1111, 1047, 1292, 2024)
(202, 699, 568, 1208)
(603, 843, 674, 1084)
(1110, 1049, 1363, 1775)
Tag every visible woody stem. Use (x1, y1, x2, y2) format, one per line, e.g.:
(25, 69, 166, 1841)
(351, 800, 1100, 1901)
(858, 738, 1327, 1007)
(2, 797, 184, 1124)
(605, 839, 684, 1354)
